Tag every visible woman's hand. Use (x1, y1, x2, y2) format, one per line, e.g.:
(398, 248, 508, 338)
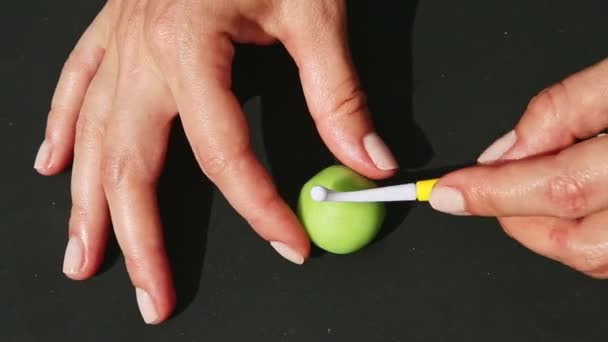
(34, 0, 398, 324)
(429, 58, 608, 278)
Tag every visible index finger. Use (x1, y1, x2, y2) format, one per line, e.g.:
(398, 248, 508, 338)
(165, 34, 310, 264)
(477, 58, 608, 164)
(429, 135, 608, 218)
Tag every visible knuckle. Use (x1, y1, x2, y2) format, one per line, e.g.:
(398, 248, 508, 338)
(101, 147, 159, 188)
(545, 174, 588, 217)
(196, 144, 250, 180)
(324, 83, 368, 125)
(456, 179, 493, 214)
(123, 252, 146, 274)
(68, 203, 89, 232)
(101, 152, 132, 189)
(198, 155, 228, 178)
(75, 115, 104, 144)
(122, 244, 165, 274)
(127, 1, 146, 30)
(57, 48, 101, 90)
(527, 82, 567, 124)
(123, 254, 142, 275)
(114, 3, 146, 56)
(145, 2, 178, 54)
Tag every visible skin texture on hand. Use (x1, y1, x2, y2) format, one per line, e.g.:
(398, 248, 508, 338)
(429, 58, 608, 279)
(34, 0, 399, 324)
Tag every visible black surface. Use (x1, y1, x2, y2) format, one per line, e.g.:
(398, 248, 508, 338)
(4, 1, 608, 341)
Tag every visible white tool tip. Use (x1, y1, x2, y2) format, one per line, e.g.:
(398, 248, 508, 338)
(310, 186, 329, 202)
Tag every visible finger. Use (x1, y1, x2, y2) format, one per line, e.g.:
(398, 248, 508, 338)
(63, 51, 117, 281)
(429, 135, 608, 218)
(166, 34, 310, 264)
(498, 211, 608, 278)
(477, 57, 608, 164)
(277, 1, 398, 179)
(102, 76, 176, 324)
(35, 5, 110, 175)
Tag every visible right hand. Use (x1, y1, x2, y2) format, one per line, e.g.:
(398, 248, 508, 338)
(429, 58, 608, 278)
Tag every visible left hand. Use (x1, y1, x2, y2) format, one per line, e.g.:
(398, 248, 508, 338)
(428, 58, 608, 278)
(35, 0, 398, 325)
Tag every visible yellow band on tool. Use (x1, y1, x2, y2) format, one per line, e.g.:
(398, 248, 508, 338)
(415, 179, 439, 201)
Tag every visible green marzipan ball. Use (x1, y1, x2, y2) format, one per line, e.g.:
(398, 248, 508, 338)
(297, 165, 385, 254)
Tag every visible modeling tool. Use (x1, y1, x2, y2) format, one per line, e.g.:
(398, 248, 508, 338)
(310, 179, 438, 203)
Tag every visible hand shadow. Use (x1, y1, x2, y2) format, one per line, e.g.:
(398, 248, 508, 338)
(232, 0, 430, 257)
(157, 119, 213, 316)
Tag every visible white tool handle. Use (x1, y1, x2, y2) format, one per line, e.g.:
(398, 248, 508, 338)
(310, 183, 417, 202)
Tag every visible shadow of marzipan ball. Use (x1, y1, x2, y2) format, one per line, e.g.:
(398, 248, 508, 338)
(297, 165, 385, 254)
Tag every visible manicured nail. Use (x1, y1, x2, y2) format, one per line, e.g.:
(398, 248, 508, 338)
(429, 186, 467, 215)
(363, 132, 399, 170)
(270, 241, 304, 265)
(34, 140, 52, 170)
(477, 130, 517, 164)
(62, 236, 84, 275)
(136, 288, 159, 324)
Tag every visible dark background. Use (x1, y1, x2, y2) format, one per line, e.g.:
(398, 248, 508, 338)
(3, 1, 608, 341)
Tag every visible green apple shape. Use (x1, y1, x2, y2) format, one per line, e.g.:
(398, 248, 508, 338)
(297, 165, 385, 254)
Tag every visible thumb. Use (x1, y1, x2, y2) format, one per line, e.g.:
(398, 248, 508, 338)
(279, 2, 398, 179)
(476, 57, 608, 164)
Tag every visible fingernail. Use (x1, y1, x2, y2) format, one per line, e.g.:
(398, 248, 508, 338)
(477, 130, 517, 164)
(429, 186, 467, 215)
(62, 236, 84, 275)
(363, 132, 399, 170)
(136, 288, 159, 324)
(34, 140, 52, 170)
(270, 241, 304, 265)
